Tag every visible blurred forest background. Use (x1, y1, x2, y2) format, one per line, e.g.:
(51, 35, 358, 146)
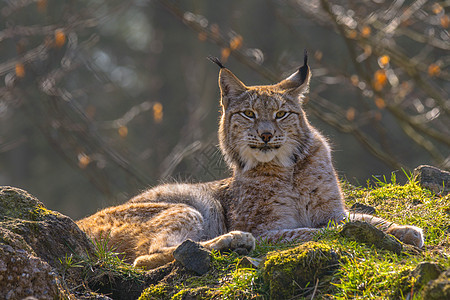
(0, 0, 448, 219)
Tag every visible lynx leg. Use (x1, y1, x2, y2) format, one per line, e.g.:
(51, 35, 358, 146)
(386, 225, 424, 248)
(256, 227, 321, 243)
(200, 231, 255, 252)
(347, 212, 424, 248)
(132, 204, 206, 269)
(133, 251, 175, 269)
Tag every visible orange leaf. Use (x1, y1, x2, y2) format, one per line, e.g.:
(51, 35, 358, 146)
(428, 64, 441, 77)
(153, 102, 163, 124)
(432, 3, 443, 14)
(221, 48, 231, 62)
(78, 154, 91, 169)
(350, 75, 359, 87)
(347, 29, 357, 39)
(15, 63, 25, 78)
(361, 26, 371, 38)
(441, 15, 449, 29)
(346, 107, 356, 121)
(118, 126, 128, 138)
(378, 55, 390, 68)
(374, 97, 386, 109)
(230, 35, 243, 50)
(54, 29, 66, 48)
(373, 70, 387, 91)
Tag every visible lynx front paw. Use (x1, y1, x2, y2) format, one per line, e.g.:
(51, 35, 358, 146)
(133, 252, 174, 270)
(387, 225, 424, 248)
(202, 231, 256, 253)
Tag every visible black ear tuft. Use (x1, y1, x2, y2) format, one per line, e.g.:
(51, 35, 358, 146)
(207, 56, 225, 69)
(299, 49, 309, 84)
(303, 49, 308, 66)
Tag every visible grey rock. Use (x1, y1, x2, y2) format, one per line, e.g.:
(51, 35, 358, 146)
(390, 262, 444, 299)
(173, 240, 211, 275)
(0, 243, 67, 299)
(0, 186, 95, 268)
(340, 221, 402, 254)
(411, 262, 444, 287)
(237, 256, 262, 269)
(422, 267, 450, 300)
(0, 186, 96, 298)
(413, 165, 450, 195)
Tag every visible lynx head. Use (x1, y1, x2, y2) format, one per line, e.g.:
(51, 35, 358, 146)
(211, 53, 313, 172)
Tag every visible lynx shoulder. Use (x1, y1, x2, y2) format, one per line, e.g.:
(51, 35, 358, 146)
(77, 53, 424, 269)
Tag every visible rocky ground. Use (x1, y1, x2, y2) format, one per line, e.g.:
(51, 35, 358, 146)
(0, 165, 449, 299)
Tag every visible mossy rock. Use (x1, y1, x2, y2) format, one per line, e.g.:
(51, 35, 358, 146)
(391, 262, 444, 299)
(262, 241, 340, 299)
(171, 287, 211, 300)
(139, 284, 211, 300)
(422, 268, 450, 300)
(139, 283, 171, 300)
(0, 186, 56, 221)
(0, 186, 95, 268)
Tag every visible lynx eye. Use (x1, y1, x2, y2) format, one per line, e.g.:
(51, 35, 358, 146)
(242, 110, 256, 119)
(275, 111, 288, 119)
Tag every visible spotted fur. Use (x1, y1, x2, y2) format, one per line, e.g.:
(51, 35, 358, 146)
(77, 55, 424, 269)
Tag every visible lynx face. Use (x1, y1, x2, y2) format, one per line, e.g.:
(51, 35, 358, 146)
(217, 60, 313, 171)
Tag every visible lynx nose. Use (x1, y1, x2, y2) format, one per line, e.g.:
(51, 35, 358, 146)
(260, 132, 273, 143)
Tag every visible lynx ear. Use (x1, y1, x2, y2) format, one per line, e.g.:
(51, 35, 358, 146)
(276, 50, 311, 101)
(208, 56, 247, 108)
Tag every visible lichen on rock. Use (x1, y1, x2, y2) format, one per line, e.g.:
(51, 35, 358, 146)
(0, 186, 95, 298)
(0, 185, 57, 222)
(0, 186, 95, 268)
(262, 241, 340, 299)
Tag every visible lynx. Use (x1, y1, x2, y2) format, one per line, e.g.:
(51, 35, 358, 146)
(77, 53, 424, 269)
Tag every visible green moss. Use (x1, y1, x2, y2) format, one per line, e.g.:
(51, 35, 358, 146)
(138, 283, 169, 300)
(137, 251, 241, 300)
(139, 284, 214, 300)
(171, 287, 212, 300)
(422, 269, 450, 300)
(0, 186, 60, 247)
(262, 241, 340, 299)
(0, 186, 58, 222)
(171, 290, 188, 300)
(218, 268, 261, 299)
(389, 262, 443, 299)
(342, 179, 450, 247)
